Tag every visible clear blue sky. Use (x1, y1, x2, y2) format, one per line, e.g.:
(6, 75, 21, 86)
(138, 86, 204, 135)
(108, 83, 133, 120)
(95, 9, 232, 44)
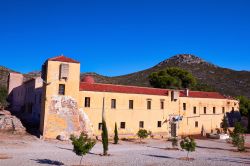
(0, 0, 249, 76)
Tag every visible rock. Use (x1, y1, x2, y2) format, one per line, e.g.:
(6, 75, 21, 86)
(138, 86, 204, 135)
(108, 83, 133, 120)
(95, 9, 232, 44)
(0, 110, 26, 134)
(56, 134, 69, 141)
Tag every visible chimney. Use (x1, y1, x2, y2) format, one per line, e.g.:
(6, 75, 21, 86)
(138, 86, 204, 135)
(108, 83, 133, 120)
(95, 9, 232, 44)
(185, 88, 189, 97)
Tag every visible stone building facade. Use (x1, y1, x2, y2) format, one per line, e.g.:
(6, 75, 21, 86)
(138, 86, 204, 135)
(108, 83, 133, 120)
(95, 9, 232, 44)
(8, 55, 240, 139)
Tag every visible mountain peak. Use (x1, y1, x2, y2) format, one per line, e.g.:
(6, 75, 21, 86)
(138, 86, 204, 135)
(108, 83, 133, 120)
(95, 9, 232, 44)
(156, 54, 215, 67)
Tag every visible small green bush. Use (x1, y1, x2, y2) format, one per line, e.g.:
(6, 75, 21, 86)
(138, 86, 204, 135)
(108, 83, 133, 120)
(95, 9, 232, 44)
(231, 122, 246, 151)
(170, 137, 178, 148)
(180, 137, 196, 158)
(137, 129, 149, 143)
(70, 134, 96, 165)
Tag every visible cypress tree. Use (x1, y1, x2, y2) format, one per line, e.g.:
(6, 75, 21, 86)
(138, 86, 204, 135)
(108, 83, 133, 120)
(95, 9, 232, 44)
(102, 120, 108, 155)
(114, 122, 119, 144)
(221, 114, 228, 134)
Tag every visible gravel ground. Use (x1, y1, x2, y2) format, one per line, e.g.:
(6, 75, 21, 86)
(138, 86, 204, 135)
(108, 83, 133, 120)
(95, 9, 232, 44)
(0, 133, 250, 166)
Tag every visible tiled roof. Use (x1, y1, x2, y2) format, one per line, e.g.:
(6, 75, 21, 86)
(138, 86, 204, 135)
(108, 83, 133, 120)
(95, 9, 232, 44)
(80, 82, 169, 96)
(48, 55, 80, 63)
(179, 91, 227, 99)
(80, 82, 231, 99)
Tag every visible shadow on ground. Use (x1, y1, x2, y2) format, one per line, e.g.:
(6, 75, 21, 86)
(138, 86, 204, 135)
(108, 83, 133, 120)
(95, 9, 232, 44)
(197, 145, 235, 152)
(142, 154, 175, 159)
(207, 157, 250, 165)
(31, 159, 64, 165)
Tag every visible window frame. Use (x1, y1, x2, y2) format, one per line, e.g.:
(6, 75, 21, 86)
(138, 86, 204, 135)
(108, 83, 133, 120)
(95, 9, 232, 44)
(157, 121, 162, 128)
(195, 121, 198, 128)
(147, 100, 151, 110)
(129, 100, 134, 109)
(139, 121, 144, 128)
(58, 84, 65, 95)
(84, 97, 91, 108)
(111, 99, 116, 109)
(193, 106, 197, 114)
(120, 122, 126, 129)
(204, 107, 207, 114)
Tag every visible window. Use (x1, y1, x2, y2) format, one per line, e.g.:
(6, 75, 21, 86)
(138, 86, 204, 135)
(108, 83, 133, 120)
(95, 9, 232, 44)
(129, 100, 134, 109)
(98, 123, 102, 130)
(222, 107, 225, 114)
(204, 107, 207, 114)
(195, 121, 198, 128)
(160, 101, 164, 109)
(157, 121, 162, 128)
(139, 121, 144, 128)
(85, 97, 91, 107)
(193, 107, 196, 114)
(60, 64, 69, 80)
(120, 122, 126, 129)
(147, 100, 151, 110)
(111, 99, 116, 109)
(58, 84, 65, 95)
(213, 107, 216, 114)
(183, 103, 186, 111)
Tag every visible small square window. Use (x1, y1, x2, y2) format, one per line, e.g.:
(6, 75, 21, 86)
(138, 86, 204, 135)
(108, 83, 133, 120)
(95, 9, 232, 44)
(157, 121, 162, 128)
(120, 122, 126, 129)
(85, 97, 91, 107)
(139, 121, 144, 128)
(111, 99, 116, 109)
(195, 121, 198, 128)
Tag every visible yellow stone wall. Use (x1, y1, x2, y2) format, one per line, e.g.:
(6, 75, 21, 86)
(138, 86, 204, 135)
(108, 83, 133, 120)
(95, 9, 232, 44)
(40, 60, 81, 139)
(40, 58, 239, 139)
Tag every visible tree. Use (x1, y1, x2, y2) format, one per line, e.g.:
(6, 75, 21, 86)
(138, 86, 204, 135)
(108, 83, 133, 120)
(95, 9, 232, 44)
(236, 96, 250, 133)
(102, 120, 109, 155)
(0, 86, 8, 110)
(70, 134, 96, 165)
(180, 137, 196, 159)
(221, 114, 228, 134)
(137, 129, 149, 143)
(149, 67, 196, 89)
(114, 122, 119, 144)
(231, 122, 246, 151)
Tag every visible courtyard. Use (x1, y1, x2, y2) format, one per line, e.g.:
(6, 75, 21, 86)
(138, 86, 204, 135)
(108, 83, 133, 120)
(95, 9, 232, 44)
(0, 133, 250, 166)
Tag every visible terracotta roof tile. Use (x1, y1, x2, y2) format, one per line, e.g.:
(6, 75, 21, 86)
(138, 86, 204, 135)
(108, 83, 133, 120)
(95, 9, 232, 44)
(48, 55, 80, 63)
(80, 82, 169, 96)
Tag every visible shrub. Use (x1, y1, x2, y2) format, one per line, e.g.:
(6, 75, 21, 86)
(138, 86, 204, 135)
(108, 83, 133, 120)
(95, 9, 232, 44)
(114, 122, 119, 144)
(137, 129, 149, 143)
(180, 137, 196, 158)
(231, 122, 246, 151)
(102, 120, 109, 155)
(70, 134, 96, 165)
(170, 137, 178, 148)
(0, 86, 8, 110)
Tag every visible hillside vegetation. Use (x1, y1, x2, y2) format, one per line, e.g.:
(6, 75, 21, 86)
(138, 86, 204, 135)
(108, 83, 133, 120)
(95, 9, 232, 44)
(1, 54, 250, 98)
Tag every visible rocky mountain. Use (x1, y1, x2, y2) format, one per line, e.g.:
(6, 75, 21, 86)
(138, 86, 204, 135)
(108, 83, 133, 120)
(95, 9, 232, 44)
(82, 54, 250, 98)
(1, 54, 250, 98)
